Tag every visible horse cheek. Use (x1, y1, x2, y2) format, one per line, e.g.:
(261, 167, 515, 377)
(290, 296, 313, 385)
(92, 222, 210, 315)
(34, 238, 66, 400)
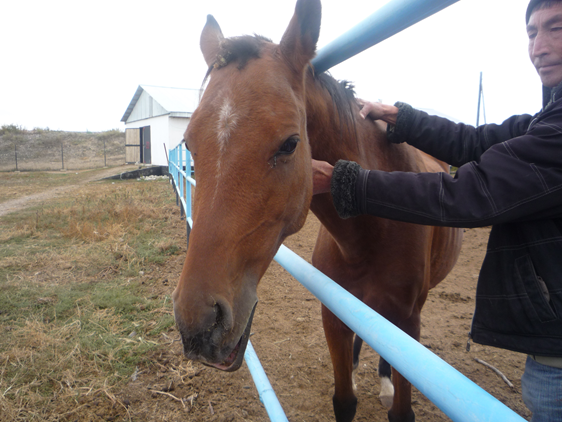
(283, 155, 312, 237)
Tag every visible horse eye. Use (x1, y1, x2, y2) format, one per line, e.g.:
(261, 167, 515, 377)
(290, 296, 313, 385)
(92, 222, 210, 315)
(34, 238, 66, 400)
(278, 137, 299, 155)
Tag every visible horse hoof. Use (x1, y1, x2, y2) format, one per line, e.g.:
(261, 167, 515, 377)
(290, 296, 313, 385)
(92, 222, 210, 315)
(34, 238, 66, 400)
(388, 409, 415, 422)
(379, 376, 394, 409)
(380, 393, 394, 409)
(333, 395, 357, 422)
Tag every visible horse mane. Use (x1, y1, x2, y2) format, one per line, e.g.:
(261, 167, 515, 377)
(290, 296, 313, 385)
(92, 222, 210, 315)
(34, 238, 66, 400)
(201, 34, 359, 146)
(313, 72, 359, 147)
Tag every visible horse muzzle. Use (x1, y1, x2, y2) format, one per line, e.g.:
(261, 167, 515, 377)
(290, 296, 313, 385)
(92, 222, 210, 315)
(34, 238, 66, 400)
(175, 299, 257, 372)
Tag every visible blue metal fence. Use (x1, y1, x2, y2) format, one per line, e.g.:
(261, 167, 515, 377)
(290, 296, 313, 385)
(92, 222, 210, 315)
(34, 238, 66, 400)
(168, 142, 524, 422)
(167, 0, 526, 420)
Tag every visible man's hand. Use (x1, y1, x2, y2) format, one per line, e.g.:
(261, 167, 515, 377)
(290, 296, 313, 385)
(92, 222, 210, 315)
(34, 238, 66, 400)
(358, 99, 398, 125)
(312, 159, 334, 195)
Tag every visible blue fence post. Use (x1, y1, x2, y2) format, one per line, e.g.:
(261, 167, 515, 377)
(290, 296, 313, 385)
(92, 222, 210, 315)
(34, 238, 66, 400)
(184, 144, 192, 245)
(184, 147, 195, 231)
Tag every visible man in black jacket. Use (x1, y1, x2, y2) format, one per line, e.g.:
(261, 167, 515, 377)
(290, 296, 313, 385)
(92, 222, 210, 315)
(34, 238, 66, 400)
(312, 0, 561, 421)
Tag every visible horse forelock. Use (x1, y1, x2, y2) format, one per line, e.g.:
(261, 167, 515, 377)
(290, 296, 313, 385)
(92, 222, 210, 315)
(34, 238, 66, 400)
(202, 34, 273, 86)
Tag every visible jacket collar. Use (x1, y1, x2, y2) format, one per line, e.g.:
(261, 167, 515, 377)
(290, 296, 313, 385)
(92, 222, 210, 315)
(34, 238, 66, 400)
(543, 83, 562, 109)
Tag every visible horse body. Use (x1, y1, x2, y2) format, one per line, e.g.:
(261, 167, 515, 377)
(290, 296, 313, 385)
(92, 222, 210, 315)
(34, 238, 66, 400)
(304, 72, 462, 420)
(173, 0, 462, 420)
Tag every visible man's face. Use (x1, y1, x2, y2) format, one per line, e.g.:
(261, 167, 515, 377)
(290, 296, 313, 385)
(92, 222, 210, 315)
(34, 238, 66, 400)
(527, 3, 562, 87)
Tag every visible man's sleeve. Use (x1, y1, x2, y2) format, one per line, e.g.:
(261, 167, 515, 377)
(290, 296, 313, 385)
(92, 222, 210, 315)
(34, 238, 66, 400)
(331, 120, 561, 227)
(387, 102, 535, 167)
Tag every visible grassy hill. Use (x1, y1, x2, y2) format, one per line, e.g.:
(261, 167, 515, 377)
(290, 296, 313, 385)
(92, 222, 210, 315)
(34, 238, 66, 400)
(0, 124, 125, 171)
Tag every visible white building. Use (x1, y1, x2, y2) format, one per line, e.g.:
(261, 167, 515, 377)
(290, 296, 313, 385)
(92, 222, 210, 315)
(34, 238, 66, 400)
(121, 85, 200, 166)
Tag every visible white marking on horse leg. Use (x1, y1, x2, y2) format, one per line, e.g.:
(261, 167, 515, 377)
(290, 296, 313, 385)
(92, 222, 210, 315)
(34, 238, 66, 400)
(379, 376, 394, 409)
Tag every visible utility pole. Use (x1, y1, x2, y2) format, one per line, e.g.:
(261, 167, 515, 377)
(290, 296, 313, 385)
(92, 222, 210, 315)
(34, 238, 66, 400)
(476, 71, 487, 126)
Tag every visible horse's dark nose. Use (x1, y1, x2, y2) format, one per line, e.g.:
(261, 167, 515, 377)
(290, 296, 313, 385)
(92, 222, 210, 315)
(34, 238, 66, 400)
(174, 295, 235, 360)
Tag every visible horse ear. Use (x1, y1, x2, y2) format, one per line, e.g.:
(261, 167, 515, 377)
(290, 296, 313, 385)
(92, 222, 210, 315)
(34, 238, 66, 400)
(279, 0, 322, 71)
(200, 15, 224, 67)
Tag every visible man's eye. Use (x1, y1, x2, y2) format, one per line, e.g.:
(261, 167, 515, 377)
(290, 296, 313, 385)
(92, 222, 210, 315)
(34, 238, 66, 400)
(277, 137, 299, 155)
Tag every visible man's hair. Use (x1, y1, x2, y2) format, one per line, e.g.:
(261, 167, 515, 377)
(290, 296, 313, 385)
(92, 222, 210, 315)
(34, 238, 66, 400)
(526, 0, 562, 24)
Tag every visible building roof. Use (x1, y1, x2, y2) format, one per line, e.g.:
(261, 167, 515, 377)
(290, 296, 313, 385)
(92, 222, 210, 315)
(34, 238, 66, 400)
(121, 85, 201, 123)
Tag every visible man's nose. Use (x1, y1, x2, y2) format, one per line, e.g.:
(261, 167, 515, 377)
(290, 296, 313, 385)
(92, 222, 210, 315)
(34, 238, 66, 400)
(531, 31, 551, 59)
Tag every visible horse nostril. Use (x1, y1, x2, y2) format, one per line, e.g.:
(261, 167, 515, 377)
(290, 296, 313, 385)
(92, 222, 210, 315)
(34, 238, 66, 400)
(213, 303, 223, 328)
(212, 298, 234, 332)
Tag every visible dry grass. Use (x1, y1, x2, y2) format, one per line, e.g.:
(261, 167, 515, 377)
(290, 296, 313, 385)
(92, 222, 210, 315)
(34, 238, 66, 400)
(0, 175, 186, 421)
(0, 166, 140, 203)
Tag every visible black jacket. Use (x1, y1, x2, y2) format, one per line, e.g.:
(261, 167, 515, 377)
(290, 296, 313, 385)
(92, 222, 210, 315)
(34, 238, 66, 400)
(331, 84, 562, 357)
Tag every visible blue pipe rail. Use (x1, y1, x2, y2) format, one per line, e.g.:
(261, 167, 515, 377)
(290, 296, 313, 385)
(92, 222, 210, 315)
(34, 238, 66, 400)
(168, 144, 525, 422)
(274, 245, 525, 423)
(245, 341, 289, 422)
(312, 0, 460, 73)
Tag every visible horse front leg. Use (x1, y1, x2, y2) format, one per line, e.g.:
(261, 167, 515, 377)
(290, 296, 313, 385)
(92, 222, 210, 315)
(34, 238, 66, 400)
(387, 313, 420, 422)
(388, 370, 415, 422)
(322, 305, 357, 422)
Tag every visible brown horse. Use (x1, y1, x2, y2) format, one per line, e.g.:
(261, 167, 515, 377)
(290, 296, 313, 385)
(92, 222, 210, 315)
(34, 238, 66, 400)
(173, 0, 463, 421)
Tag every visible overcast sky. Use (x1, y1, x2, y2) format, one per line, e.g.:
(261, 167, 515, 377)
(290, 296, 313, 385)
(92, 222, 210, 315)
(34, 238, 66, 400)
(0, 0, 539, 132)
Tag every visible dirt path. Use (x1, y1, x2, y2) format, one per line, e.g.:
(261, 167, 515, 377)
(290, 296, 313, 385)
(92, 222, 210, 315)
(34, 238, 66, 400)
(0, 166, 138, 217)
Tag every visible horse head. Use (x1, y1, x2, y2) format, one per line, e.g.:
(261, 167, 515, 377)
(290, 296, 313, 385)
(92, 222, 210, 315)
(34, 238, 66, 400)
(172, 0, 321, 371)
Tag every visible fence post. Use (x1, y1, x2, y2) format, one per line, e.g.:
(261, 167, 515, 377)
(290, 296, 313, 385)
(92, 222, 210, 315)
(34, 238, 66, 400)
(14, 143, 18, 171)
(60, 141, 64, 170)
(185, 144, 192, 249)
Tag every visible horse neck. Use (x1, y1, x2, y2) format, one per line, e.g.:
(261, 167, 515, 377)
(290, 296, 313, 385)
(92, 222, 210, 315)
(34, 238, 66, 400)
(305, 75, 412, 170)
(305, 74, 420, 262)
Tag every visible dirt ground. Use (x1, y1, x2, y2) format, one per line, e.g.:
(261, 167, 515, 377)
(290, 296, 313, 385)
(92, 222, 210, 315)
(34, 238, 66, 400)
(1, 170, 532, 422)
(109, 213, 532, 422)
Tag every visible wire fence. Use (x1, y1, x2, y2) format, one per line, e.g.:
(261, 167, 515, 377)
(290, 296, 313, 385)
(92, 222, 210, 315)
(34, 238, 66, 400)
(0, 128, 125, 172)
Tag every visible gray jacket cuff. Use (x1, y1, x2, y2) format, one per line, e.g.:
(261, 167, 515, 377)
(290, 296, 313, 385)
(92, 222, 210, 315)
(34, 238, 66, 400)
(331, 160, 361, 219)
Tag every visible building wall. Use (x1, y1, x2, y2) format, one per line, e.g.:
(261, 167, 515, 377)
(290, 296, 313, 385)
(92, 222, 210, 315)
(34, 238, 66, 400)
(124, 114, 169, 166)
(168, 117, 190, 152)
